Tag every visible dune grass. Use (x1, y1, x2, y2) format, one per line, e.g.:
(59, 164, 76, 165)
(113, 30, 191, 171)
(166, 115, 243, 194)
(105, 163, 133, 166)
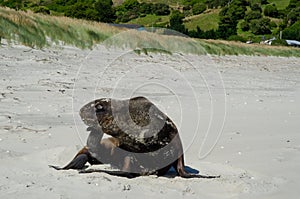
(103, 29, 207, 55)
(0, 7, 120, 48)
(199, 40, 300, 57)
(1, 7, 300, 57)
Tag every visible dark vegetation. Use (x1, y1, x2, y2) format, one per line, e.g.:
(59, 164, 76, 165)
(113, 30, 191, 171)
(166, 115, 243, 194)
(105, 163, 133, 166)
(0, 0, 300, 44)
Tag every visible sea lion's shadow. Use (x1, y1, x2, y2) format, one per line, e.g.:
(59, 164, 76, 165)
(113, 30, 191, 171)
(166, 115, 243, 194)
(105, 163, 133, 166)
(78, 166, 201, 178)
(163, 166, 199, 178)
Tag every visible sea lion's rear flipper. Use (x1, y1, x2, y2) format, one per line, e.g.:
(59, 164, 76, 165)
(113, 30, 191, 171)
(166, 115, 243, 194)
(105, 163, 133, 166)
(49, 147, 91, 170)
(49, 154, 89, 170)
(79, 169, 139, 178)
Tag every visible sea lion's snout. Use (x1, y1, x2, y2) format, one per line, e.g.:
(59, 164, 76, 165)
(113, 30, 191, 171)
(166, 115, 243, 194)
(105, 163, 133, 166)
(79, 100, 99, 127)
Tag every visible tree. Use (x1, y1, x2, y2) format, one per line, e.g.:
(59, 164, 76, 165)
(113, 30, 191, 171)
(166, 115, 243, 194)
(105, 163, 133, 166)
(287, 0, 300, 9)
(0, 0, 24, 10)
(250, 3, 262, 13)
(245, 10, 262, 21)
(139, 2, 152, 14)
(65, 2, 92, 20)
(123, 0, 139, 10)
(95, 0, 116, 23)
(249, 18, 272, 34)
(206, 0, 228, 9)
(169, 11, 186, 34)
(152, 3, 170, 16)
(286, 7, 300, 25)
(192, 3, 206, 15)
(261, 0, 268, 5)
(218, 0, 247, 39)
(264, 4, 278, 18)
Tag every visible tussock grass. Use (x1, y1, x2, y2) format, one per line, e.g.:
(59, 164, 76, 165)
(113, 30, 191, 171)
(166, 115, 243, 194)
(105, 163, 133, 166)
(0, 7, 120, 48)
(1, 7, 300, 57)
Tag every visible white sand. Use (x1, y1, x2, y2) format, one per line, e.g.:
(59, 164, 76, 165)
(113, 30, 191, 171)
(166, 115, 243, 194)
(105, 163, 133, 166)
(0, 43, 299, 198)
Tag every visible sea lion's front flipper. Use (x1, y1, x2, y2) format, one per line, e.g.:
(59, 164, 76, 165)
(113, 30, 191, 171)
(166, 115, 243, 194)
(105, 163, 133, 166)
(175, 155, 220, 179)
(79, 169, 139, 178)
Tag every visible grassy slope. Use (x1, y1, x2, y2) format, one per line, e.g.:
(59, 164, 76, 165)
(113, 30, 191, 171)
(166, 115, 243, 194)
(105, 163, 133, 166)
(184, 9, 220, 31)
(1, 7, 300, 57)
(140, 0, 185, 7)
(127, 14, 169, 27)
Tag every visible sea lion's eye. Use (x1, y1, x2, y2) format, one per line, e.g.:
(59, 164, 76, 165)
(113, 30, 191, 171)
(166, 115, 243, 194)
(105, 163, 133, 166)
(95, 104, 104, 112)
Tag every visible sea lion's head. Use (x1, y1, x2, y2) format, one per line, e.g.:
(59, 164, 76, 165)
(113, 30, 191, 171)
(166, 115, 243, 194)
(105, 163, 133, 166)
(80, 97, 169, 139)
(79, 98, 112, 129)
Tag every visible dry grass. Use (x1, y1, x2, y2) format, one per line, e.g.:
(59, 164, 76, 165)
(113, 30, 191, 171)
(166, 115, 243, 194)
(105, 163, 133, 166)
(103, 29, 207, 55)
(200, 39, 300, 57)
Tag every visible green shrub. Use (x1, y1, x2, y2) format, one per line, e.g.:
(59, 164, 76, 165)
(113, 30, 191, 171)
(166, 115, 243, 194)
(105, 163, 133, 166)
(282, 20, 300, 41)
(271, 39, 288, 46)
(227, 35, 247, 42)
(169, 11, 186, 34)
(32, 6, 50, 15)
(269, 21, 277, 28)
(240, 20, 249, 31)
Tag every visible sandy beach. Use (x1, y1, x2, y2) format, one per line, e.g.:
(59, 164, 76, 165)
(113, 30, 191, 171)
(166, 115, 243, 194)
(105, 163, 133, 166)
(0, 41, 299, 199)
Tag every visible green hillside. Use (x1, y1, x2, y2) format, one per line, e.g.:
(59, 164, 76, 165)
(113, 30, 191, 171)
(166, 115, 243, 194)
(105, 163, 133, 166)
(0, 0, 299, 44)
(184, 9, 220, 31)
(268, 0, 290, 10)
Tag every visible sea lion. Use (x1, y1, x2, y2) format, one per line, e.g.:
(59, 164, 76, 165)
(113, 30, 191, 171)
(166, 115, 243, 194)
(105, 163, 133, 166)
(50, 96, 219, 178)
(76, 96, 219, 178)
